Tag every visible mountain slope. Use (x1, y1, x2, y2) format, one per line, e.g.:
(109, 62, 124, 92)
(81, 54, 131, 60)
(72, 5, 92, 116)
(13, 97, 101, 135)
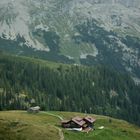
(0, 0, 140, 80)
(0, 53, 140, 125)
(0, 111, 140, 140)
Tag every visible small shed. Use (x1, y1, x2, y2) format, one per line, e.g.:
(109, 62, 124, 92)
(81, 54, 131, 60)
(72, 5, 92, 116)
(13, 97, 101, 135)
(27, 106, 40, 113)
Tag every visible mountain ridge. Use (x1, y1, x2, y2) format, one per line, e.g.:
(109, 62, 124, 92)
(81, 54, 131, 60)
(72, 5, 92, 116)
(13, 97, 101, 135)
(0, 0, 140, 80)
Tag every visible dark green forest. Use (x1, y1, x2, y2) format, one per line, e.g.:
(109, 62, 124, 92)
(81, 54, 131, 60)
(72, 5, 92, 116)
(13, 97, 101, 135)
(0, 53, 140, 126)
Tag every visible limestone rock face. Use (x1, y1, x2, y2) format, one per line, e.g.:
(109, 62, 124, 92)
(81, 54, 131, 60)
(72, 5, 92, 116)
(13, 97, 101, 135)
(0, 0, 140, 80)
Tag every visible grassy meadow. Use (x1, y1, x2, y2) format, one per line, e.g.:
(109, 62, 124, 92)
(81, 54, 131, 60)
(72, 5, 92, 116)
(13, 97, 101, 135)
(0, 111, 140, 140)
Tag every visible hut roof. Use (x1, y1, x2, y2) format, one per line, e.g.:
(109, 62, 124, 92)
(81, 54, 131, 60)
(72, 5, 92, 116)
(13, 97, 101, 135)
(84, 116, 96, 123)
(72, 116, 86, 126)
(61, 120, 71, 124)
(29, 106, 40, 111)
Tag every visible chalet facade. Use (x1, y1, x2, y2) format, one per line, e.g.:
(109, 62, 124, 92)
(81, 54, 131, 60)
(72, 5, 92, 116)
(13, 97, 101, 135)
(61, 116, 96, 132)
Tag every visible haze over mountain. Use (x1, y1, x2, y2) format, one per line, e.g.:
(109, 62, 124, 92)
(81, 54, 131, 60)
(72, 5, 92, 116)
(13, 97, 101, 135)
(0, 0, 140, 81)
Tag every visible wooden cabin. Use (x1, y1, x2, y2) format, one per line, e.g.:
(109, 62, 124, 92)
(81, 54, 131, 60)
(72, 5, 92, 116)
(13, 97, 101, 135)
(84, 116, 96, 128)
(71, 117, 86, 128)
(61, 116, 96, 132)
(27, 106, 40, 113)
(61, 120, 71, 128)
(61, 117, 85, 128)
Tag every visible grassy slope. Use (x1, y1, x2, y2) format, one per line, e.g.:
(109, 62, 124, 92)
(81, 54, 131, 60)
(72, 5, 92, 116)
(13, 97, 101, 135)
(0, 111, 140, 140)
(0, 52, 69, 69)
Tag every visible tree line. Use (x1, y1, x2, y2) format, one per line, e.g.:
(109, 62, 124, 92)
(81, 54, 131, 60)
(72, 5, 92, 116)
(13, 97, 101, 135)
(0, 53, 140, 126)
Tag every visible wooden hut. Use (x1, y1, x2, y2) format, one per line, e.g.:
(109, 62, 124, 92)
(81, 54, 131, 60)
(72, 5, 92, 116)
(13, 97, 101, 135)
(27, 106, 40, 113)
(84, 116, 96, 128)
(61, 116, 96, 132)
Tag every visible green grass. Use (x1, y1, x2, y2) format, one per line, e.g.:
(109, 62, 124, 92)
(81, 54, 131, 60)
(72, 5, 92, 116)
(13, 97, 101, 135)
(0, 111, 140, 140)
(0, 111, 60, 140)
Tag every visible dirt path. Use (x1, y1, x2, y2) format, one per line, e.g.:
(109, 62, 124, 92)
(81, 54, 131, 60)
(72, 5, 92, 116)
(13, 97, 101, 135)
(42, 112, 63, 120)
(58, 127, 64, 140)
(42, 112, 64, 140)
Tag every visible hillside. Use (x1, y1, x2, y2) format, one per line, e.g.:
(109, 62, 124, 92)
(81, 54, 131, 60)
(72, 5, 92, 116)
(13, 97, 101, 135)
(0, 111, 140, 140)
(0, 53, 140, 126)
(0, 0, 140, 80)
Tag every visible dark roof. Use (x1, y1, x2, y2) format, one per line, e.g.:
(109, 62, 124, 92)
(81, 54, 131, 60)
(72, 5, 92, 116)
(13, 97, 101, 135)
(61, 120, 71, 124)
(84, 116, 96, 123)
(72, 116, 86, 126)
